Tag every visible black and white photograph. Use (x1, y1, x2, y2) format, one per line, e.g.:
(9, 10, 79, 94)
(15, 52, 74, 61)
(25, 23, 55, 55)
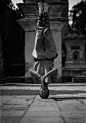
(0, 0, 86, 123)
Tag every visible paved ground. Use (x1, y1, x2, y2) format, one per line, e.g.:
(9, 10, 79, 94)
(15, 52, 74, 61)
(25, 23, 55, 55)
(0, 83, 86, 123)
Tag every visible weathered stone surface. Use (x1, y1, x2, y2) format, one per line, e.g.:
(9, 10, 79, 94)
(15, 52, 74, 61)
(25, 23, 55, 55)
(63, 35, 86, 77)
(0, 84, 86, 123)
(17, 2, 68, 19)
(23, 0, 68, 4)
(1, 116, 22, 123)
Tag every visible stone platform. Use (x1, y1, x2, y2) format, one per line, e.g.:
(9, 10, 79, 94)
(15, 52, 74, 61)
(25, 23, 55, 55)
(0, 83, 86, 123)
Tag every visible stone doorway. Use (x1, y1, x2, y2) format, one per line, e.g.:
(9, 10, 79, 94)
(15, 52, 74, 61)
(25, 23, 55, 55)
(85, 43, 86, 60)
(3, 30, 25, 77)
(73, 51, 80, 61)
(62, 43, 67, 67)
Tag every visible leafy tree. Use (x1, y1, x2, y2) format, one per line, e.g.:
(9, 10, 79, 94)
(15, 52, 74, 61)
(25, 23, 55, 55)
(69, 0, 86, 35)
(0, 0, 15, 35)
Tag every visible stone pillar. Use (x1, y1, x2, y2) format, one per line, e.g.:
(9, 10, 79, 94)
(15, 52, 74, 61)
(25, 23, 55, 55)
(50, 21, 68, 77)
(0, 37, 4, 79)
(81, 41, 85, 61)
(17, 0, 68, 81)
(66, 43, 72, 61)
(17, 19, 37, 77)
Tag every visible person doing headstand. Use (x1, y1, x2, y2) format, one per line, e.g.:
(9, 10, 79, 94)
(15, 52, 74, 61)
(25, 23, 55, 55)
(31, 2, 58, 86)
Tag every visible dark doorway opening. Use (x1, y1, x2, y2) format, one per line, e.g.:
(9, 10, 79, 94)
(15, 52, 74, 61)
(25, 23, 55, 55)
(2, 12, 25, 77)
(85, 43, 86, 60)
(62, 43, 67, 67)
(3, 34, 25, 76)
(3, 32, 25, 76)
(73, 51, 79, 61)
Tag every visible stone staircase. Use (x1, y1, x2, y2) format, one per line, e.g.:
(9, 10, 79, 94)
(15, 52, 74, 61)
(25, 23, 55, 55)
(62, 68, 86, 82)
(72, 76, 86, 82)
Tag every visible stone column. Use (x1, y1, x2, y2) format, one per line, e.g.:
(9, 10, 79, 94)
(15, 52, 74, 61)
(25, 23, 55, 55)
(0, 37, 4, 79)
(17, 18, 37, 77)
(81, 41, 85, 61)
(63, 40, 73, 68)
(50, 21, 68, 77)
(66, 44, 72, 61)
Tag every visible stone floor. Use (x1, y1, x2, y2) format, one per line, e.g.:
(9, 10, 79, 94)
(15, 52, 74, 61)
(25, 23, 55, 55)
(0, 83, 86, 123)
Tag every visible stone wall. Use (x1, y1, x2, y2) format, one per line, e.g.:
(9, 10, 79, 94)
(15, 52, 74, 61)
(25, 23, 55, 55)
(0, 37, 4, 79)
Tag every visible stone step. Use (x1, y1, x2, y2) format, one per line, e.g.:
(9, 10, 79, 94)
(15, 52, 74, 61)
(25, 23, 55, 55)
(73, 76, 86, 82)
(0, 76, 34, 84)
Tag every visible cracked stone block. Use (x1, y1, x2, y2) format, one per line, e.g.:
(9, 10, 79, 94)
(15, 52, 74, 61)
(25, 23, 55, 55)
(20, 116, 64, 123)
(0, 116, 22, 123)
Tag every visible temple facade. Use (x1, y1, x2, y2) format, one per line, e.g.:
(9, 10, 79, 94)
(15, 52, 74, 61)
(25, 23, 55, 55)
(1, 0, 86, 82)
(62, 33, 86, 82)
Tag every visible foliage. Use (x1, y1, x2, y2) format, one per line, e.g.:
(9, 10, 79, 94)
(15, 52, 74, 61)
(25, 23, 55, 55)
(0, 0, 15, 11)
(69, 0, 86, 35)
(0, 0, 15, 35)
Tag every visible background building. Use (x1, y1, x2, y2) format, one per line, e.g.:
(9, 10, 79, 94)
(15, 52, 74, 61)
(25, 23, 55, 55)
(0, 0, 86, 83)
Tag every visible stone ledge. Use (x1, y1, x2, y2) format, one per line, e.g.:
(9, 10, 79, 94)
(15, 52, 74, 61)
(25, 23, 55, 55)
(0, 76, 34, 84)
(0, 76, 62, 84)
(18, 1, 68, 5)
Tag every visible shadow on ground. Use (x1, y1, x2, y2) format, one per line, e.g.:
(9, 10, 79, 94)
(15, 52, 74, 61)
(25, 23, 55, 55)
(1, 88, 86, 98)
(51, 90, 86, 95)
(0, 89, 39, 96)
(49, 89, 86, 101)
(49, 96, 86, 101)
